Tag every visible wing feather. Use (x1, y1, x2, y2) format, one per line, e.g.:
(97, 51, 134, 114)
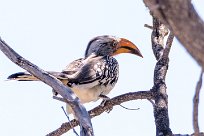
(61, 54, 118, 88)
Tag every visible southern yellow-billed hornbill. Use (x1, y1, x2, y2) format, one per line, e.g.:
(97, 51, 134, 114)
(8, 35, 143, 114)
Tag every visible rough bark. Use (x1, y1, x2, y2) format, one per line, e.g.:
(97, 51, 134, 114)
(143, 0, 204, 69)
(150, 17, 174, 136)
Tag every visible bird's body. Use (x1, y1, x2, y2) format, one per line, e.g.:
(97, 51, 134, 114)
(8, 35, 142, 114)
(60, 54, 119, 104)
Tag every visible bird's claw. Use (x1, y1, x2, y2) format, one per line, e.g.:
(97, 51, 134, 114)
(100, 99, 108, 107)
(99, 94, 113, 113)
(99, 94, 110, 106)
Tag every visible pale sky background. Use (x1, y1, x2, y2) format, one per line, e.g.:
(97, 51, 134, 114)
(0, 0, 204, 136)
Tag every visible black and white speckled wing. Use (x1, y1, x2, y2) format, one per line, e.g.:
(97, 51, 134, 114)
(62, 58, 84, 75)
(62, 54, 119, 88)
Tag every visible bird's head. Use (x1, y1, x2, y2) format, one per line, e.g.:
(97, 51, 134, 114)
(85, 35, 143, 58)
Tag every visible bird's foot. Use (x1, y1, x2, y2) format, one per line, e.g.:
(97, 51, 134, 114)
(99, 94, 113, 113)
(99, 94, 110, 106)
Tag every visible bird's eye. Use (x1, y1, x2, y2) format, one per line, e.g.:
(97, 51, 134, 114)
(113, 41, 117, 47)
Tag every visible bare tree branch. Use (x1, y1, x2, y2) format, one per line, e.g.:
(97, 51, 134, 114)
(163, 32, 174, 58)
(0, 38, 94, 136)
(143, 1, 204, 135)
(47, 91, 153, 136)
(151, 17, 169, 60)
(193, 70, 203, 136)
(143, 0, 204, 70)
(53, 96, 67, 103)
(144, 24, 153, 30)
(151, 17, 174, 136)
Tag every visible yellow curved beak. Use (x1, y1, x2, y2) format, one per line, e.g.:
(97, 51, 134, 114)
(112, 38, 143, 57)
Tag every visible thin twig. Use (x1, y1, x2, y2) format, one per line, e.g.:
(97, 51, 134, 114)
(61, 107, 79, 136)
(148, 99, 155, 107)
(163, 32, 174, 58)
(119, 104, 140, 111)
(144, 24, 153, 29)
(53, 96, 67, 103)
(193, 70, 203, 136)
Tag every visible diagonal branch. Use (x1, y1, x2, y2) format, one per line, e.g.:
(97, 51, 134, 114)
(163, 32, 174, 59)
(193, 70, 203, 136)
(47, 90, 153, 136)
(0, 38, 94, 136)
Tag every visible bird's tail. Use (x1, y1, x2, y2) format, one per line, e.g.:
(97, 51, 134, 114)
(7, 72, 39, 81)
(7, 71, 69, 81)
